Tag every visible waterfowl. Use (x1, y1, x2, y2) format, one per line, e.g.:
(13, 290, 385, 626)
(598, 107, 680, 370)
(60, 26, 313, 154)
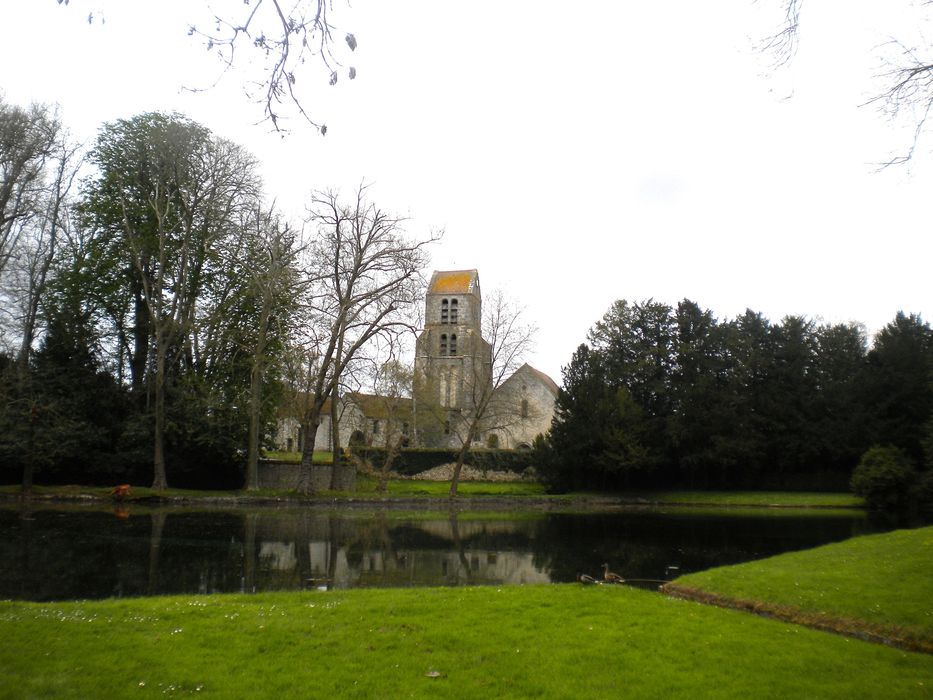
(602, 563, 625, 584)
(577, 573, 599, 585)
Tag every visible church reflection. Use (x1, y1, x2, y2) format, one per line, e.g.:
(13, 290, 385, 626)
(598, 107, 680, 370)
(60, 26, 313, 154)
(0, 505, 877, 601)
(251, 513, 550, 590)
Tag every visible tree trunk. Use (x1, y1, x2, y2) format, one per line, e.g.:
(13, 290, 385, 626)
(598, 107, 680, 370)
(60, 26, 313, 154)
(131, 283, 149, 393)
(151, 350, 168, 490)
(448, 423, 477, 497)
(245, 358, 263, 490)
(21, 400, 36, 494)
(296, 404, 323, 494)
(246, 296, 272, 491)
(377, 434, 403, 493)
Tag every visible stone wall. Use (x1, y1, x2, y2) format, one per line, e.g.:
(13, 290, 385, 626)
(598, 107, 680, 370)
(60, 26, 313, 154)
(258, 461, 355, 492)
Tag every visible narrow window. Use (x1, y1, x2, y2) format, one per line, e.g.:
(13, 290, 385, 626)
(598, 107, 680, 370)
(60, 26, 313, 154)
(449, 334, 457, 355)
(450, 299, 458, 324)
(521, 399, 529, 418)
(372, 419, 380, 435)
(441, 298, 449, 324)
(402, 422, 410, 436)
(444, 420, 451, 435)
(440, 333, 448, 355)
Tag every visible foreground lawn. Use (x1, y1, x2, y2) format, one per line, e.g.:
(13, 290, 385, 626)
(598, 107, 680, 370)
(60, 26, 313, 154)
(669, 526, 933, 650)
(0, 585, 929, 699)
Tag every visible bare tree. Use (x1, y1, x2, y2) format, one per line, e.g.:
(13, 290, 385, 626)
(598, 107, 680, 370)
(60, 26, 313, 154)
(447, 290, 536, 497)
(369, 352, 414, 492)
(293, 184, 437, 495)
(0, 99, 61, 288)
(764, 1, 933, 166)
(187, 1, 357, 133)
(0, 100, 83, 368)
(241, 208, 301, 490)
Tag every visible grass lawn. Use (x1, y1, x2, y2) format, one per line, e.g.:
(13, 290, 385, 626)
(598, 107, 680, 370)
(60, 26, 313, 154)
(261, 450, 332, 463)
(627, 490, 864, 508)
(351, 475, 548, 497)
(1, 584, 930, 699)
(668, 526, 933, 651)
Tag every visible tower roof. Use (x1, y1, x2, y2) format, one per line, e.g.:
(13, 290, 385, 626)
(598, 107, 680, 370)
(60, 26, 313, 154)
(428, 269, 479, 295)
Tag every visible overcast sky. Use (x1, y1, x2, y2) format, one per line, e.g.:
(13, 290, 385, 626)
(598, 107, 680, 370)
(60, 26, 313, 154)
(2, 1, 931, 382)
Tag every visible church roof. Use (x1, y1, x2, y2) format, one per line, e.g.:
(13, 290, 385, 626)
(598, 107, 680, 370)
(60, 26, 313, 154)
(428, 269, 479, 295)
(510, 363, 560, 396)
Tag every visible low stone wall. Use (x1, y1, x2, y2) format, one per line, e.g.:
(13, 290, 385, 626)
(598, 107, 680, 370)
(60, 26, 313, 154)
(258, 461, 300, 490)
(258, 461, 356, 492)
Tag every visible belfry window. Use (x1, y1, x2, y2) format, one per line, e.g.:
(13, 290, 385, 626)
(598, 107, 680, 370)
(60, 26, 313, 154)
(441, 298, 449, 324)
(450, 299, 458, 324)
(440, 334, 448, 355)
(449, 334, 458, 355)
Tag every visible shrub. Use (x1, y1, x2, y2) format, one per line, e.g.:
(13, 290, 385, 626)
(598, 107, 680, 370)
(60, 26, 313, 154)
(850, 445, 917, 510)
(915, 469, 933, 515)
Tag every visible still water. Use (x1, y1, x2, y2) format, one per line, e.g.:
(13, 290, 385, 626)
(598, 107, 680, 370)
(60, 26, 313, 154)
(0, 505, 878, 601)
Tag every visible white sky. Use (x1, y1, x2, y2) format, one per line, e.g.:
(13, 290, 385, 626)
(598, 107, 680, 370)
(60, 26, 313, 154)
(2, 1, 931, 382)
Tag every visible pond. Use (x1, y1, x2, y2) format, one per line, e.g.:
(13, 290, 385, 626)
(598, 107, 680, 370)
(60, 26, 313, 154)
(0, 504, 881, 601)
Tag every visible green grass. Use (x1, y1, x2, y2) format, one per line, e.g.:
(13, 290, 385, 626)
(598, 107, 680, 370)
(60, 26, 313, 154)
(627, 490, 864, 508)
(261, 450, 332, 463)
(0, 585, 930, 699)
(351, 475, 548, 497)
(670, 526, 933, 649)
(1, 483, 864, 513)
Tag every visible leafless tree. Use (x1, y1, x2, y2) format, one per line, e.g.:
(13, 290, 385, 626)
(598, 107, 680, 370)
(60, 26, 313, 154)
(292, 184, 437, 495)
(0, 101, 83, 368)
(368, 353, 414, 492)
(0, 99, 62, 289)
(764, 0, 933, 166)
(187, 0, 357, 133)
(240, 207, 302, 490)
(447, 290, 536, 497)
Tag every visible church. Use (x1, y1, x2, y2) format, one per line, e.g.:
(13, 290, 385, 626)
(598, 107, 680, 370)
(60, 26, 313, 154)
(275, 269, 557, 452)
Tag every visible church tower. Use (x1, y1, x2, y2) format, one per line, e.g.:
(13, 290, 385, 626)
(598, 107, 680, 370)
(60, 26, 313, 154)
(413, 270, 492, 446)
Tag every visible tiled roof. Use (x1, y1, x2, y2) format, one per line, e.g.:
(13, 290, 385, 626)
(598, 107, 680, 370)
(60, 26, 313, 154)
(428, 269, 478, 294)
(347, 392, 413, 420)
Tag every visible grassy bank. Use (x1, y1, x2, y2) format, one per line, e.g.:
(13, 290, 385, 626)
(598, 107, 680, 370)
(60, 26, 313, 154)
(0, 483, 863, 510)
(1, 584, 930, 699)
(667, 526, 933, 652)
(625, 490, 864, 508)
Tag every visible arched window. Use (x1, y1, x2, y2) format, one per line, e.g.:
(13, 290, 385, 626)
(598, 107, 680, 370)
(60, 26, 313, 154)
(440, 334, 448, 355)
(449, 334, 457, 355)
(441, 298, 449, 324)
(450, 299, 459, 323)
(521, 399, 529, 418)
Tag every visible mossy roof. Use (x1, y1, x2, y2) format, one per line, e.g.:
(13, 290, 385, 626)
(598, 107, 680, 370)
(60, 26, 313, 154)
(428, 269, 478, 294)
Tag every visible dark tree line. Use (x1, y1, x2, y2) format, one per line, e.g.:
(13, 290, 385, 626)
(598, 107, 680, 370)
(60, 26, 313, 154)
(0, 107, 294, 489)
(539, 299, 933, 492)
(0, 99, 433, 492)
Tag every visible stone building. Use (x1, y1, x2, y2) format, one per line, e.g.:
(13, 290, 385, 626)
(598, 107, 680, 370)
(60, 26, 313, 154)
(413, 269, 557, 449)
(275, 393, 412, 453)
(276, 268, 557, 453)
(486, 363, 559, 449)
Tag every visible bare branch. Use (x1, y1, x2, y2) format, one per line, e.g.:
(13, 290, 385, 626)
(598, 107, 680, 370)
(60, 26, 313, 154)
(186, 0, 356, 134)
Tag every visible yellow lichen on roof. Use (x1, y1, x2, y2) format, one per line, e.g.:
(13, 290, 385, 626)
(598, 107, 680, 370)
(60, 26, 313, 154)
(429, 270, 476, 294)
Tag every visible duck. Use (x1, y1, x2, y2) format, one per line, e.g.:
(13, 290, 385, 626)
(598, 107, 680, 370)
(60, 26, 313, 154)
(577, 573, 599, 585)
(602, 563, 625, 584)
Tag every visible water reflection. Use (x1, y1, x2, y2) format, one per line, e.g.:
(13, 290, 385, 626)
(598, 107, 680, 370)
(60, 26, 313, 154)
(0, 505, 879, 601)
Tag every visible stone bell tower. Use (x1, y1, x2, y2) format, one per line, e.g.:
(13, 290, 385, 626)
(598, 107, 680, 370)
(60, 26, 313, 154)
(413, 269, 492, 446)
